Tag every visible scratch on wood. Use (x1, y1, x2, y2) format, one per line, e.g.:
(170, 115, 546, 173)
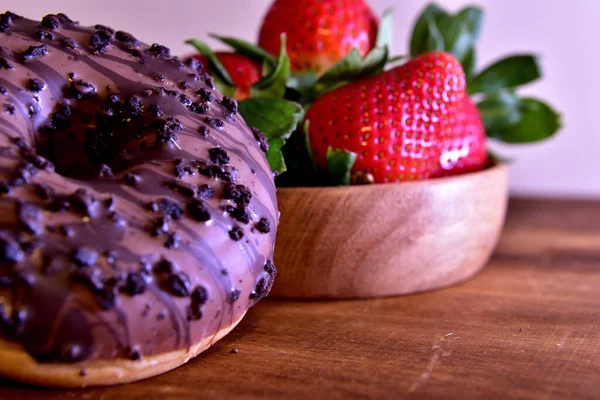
(408, 334, 454, 394)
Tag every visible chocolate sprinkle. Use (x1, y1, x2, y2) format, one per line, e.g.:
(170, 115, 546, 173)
(221, 96, 238, 114)
(151, 199, 184, 220)
(35, 183, 54, 201)
(251, 127, 270, 153)
(41, 14, 61, 30)
(189, 101, 209, 114)
(208, 147, 230, 165)
(72, 248, 98, 267)
(17, 202, 43, 234)
(123, 272, 146, 296)
(37, 30, 54, 41)
(0, 57, 13, 70)
(249, 277, 271, 300)
(0, 232, 24, 264)
(4, 104, 15, 115)
(264, 260, 277, 277)
(147, 43, 170, 59)
(69, 80, 97, 100)
(61, 38, 77, 50)
(197, 88, 214, 103)
(205, 117, 224, 129)
(228, 288, 241, 303)
(198, 126, 209, 137)
(123, 173, 138, 186)
(27, 78, 45, 93)
(127, 347, 141, 361)
(115, 31, 139, 47)
(0, 182, 11, 195)
(196, 184, 214, 200)
(90, 31, 111, 53)
(187, 285, 208, 321)
(23, 44, 48, 60)
(187, 200, 211, 222)
(168, 272, 190, 297)
(222, 205, 250, 224)
(223, 183, 252, 207)
(191, 285, 208, 305)
(51, 103, 72, 129)
(98, 164, 113, 177)
(0, 13, 15, 33)
(152, 73, 166, 83)
(94, 25, 115, 35)
(151, 104, 163, 116)
(256, 218, 270, 234)
(228, 227, 244, 241)
(56, 13, 73, 23)
(164, 233, 180, 249)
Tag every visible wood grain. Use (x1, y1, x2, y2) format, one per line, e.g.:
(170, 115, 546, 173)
(272, 163, 509, 298)
(0, 198, 599, 399)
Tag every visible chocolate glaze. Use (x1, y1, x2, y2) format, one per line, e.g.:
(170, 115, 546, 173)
(0, 12, 278, 363)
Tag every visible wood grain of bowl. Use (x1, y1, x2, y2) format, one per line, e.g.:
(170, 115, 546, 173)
(272, 163, 509, 299)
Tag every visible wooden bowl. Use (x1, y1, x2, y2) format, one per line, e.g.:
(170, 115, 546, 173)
(271, 163, 508, 299)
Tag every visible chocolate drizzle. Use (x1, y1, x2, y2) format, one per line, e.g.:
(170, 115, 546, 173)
(0, 13, 278, 364)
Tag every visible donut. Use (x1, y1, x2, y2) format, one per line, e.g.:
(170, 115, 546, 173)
(0, 12, 278, 387)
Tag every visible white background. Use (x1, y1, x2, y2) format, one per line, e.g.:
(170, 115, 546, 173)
(4, 0, 598, 198)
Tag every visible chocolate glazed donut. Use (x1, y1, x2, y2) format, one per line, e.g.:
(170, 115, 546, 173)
(0, 12, 277, 387)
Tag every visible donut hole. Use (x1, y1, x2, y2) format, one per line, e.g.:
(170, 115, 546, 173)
(35, 94, 182, 180)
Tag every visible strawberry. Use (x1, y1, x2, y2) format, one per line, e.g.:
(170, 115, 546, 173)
(258, 0, 378, 74)
(305, 52, 466, 183)
(192, 52, 262, 100)
(434, 97, 487, 177)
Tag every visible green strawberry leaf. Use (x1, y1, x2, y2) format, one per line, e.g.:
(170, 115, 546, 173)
(455, 6, 484, 42)
(462, 47, 476, 81)
(274, 120, 321, 186)
(261, 59, 273, 77)
(266, 138, 287, 175)
(185, 39, 235, 86)
(477, 91, 522, 133)
(251, 34, 290, 98)
(487, 150, 512, 164)
(410, 3, 449, 56)
(208, 34, 277, 66)
(443, 20, 472, 63)
(386, 55, 408, 70)
(488, 97, 561, 143)
(426, 6, 483, 65)
(363, 46, 389, 76)
(313, 46, 388, 98)
(210, 72, 238, 98)
(410, 4, 483, 70)
(469, 55, 542, 94)
(238, 98, 304, 140)
(450, 7, 482, 75)
(326, 148, 357, 185)
(376, 8, 394, 49)
(287, 71, 319, 99)
(423, 13, 446, 52)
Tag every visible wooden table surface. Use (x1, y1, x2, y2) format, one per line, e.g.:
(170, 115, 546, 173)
(1, 198, 599, 399)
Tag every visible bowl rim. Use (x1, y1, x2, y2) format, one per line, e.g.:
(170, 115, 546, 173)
(276, 162, 507, 193)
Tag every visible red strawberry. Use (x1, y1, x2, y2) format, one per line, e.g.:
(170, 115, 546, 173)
(193, 52, 262, 100)
(306, 52, 466, 183)
(434, 97, 488, 177)
(258, 0, 378, 74)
